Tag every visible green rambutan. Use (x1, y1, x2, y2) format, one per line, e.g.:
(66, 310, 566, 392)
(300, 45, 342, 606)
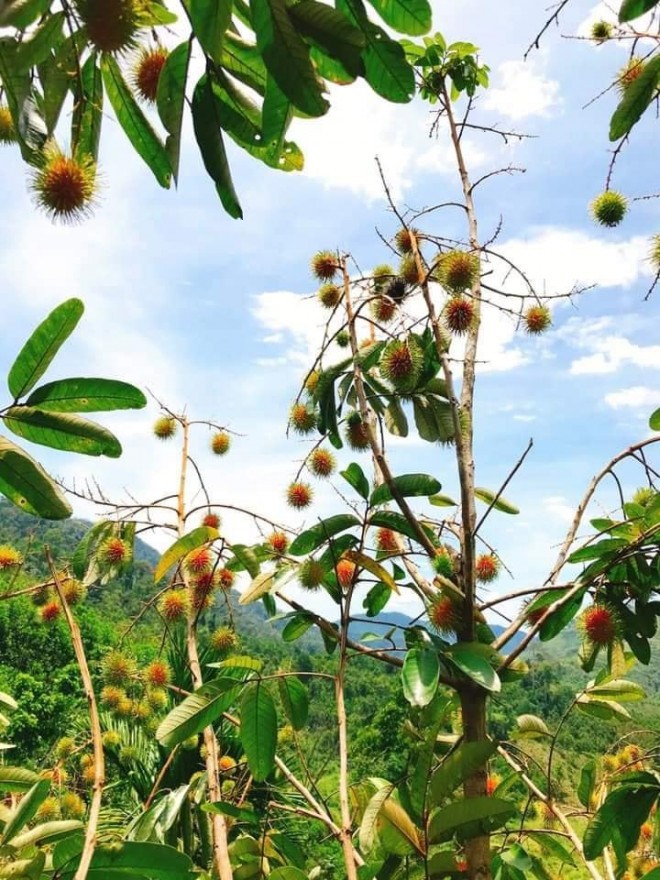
(379, 336, 423, 394)
(286, 481, 313, 509)
(153, 415, 177, 439)
(158, 589, 190, 622)
(210, 626, 238, 654)
(133, 45, 168, 102)
(36, 797, 60, 822)
(394, 227, 418, 254)
(211, 431, 231, 455)
(318, 283, 342, 309)
(428, 593, 462, 635)
(632, 486, 655, 507)
(76, 0, 144, 53)
(372, 264, 394, 290)
(590, 190, 628, 227)
(617, 57, 645, 94)
(399, 255, 419, 286)
(100, 685, 125, 709)
(475, 554, 499, 583)
(61, 577, 87, 605)
(336, 329, 350, 348)
(649, 234, 660, 272)
(305, 371, 320, 394)
(298, 558, 325, 590)
(433, 547, 455, 579)
(267, 531, 289, 556)
(146, 687, 168, 710)
(345, 411, 370, 451)
(308, 447, 336, 478)
(61, 791, 86, 819)
(577, 603, 621, 647)
(119, 744, 138, 766)
(0, 545, 22, 569)
(591, 20, 612, 42)
(444, 296, 476, 335)
(523, 305, 551, 334)
(436, 250, 480, 293)
(370, 295, 397, 324)
(290, 403, 317, 435)
(31, 147, 97, 224)
(0, 106, 16, 145)
(102, 650, 137, 685)
(311, 250, 338, 280)
(55, 736, 76, 759)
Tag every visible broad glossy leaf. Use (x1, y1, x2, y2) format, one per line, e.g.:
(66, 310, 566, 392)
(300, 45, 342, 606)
(370, 473, 441, 506)
(186, 0, 232, 62)
(402, 646, 439, 707)
(262, 74, 293, 161)
(576, 694, 630, 721)
(2, 778, 50, 843)
(240, 681, 277, 781)
(8, 298, 83, 400)
(221, 32, 268, 94)
(368, 510, 435, 546)
(58, 841, 198, 879)
(228, 543, 260, 578)
(270, 869, 309, 880)
(0, 766, 40, 792)
(428, 796, 515, 844)
(650, 407, 660, 431)
(282, 612, 314, 642)
(10, 819, 83, 849)
(0, 42, 46, 160)
(278, 675, 309, 729)
(129, 785, 190, 841)
(203, 801, 259, 823)
(514, 714, 550, 739)
(14, 12, 64, 71)
(363, 581, 391, 617)
(252, 0, 329, 116)
(288, 0, 365, 76)
(583, 783, 659, 861)
(289, 514, 360, 555)
(345, 550, 399, 593)
(429, 740, 496, 803)
(192, 74, 243, 218)
(154, 526, 219, 582)
(1, 0, 50, 28)
(429, 493, 457, 507)
(539, 588, 586, 641)
(157, 41, 191, 181)
(445, 643, 501, 693)
(101, 55, 171, 188)
(0, 435, 71, 519)
(40, 35, 78, 135)
(240, 569, 282, 605)
(156, 678, 240, 747)
(619, 0, 660, 22)
(72, 54, 103, 162)
(366, 0, 431, 35)
(4, 407, 121, 457)
(340, 462, 370, 500)
(474, 486, 519, 515)
(610, 56, 660, 141)
(587, 679, 645, 701)
(26, 377, 146, 412)
(578, 759, 596, 809)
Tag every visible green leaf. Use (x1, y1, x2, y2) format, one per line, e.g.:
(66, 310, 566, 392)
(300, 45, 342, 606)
(185, 0, 232, 62)
(57, 841, 197, 880)
(587, 679, 646, 702)
(345, 550, 399, 593)
(26, 378, 146, 412)
(568, 537, 626, 563)
(401, 646, 439, 707)
(281, 612, 314, 642)
(4, 407, 122, 458)
(429, 493, 458, 507)
(365, 0, 431, 35)
(445, 643, 501, 693)
(578, 759, 597, 809)
(428, 796, 515, 844)
(368, 510, 435, 546)
(363, 582, 391, 617)
(288, 0, 365, 77)
(384, 397, 408, 437)
(240, 681, 277, 781)
(1, 0, 50, 28)
(609, 55, 660, 141)
(192, 74, 243, 218)
(514, 714, 550, 739)
(72, 54, 103, 162)
(144, 2, 179, 24)
(474, 486, 519, 515)
(228, 543, 260, 578)
(278, 675, 309, 729)
(0, 435, 71, 519)
(240, 569, 280, 605)
(101, 55, 171, 188)
(539, 588, 586, 641)
(252, 0, 329, 116)
(156, 678, 240, 747)
(619, 0, 660, 22)
(2, 778, 50, 843)
(10, 819, 83, 850)
(370, 473, 441, 506)
(0, 766, 40, 792)
(340, 462, 370, 500)
(39, 37, 78, 135)
(157, 41, 191, 182)
(650, 407, 660, 431)
(576, 694, 630, 721)
(221, 32, 268, 94)
(583, 783, 659, 861)
(8, 298, 83, 400)
(154, 526, 219, 582)
(289, 514, 360, 555)
(0, 41, 46, 161)
(429, 740, 497, 804)
(203, 801, 259, 823)
(269, 869, 309, 880)
(14, 12, 64, 71)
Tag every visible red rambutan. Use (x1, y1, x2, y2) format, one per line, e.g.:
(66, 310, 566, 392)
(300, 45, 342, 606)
(336, 558, 356, 589)
(286, 482, 313, 509)
(133, 45, 168, 103)
(308, 447, 336, 478)
(578, 603, 619, 647)
(267, 531, 289, 556)
(475, 554, 499, 583)
(444, 296, 475, 335)
(311, 250, 338, 281)
(376, 527, 399, 553)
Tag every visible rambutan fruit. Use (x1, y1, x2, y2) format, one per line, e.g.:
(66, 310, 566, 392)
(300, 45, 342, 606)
(394, 227, 418, 254)
(649, 234, 660, 273)
(345, 411, 370, 451)
(286, 481, 313, 509)
(102, 650, 136, 685)
(486, 774, 501, 795)
(76, 0, 144, 53)
(632, 486, 655, 507)
(385, 277, 408, 304)
(524, 601, 547, 627)
(372, 264, 393, 289)
(311, 250, 338, 280)
(399, 256, 419, 285)
(211, 431, 231, 455)
(61, 791, 86, 819)
(0, 545, 22, 569)
(202, 512, 221, 530)
(61, 577, 87, 605)
(336, 558, 356, 589)
(577, 603, 620, 647)
(523, 305, 551, 334)
(433, 547, 455, 579)
(318, 283, 342, 309)
(31, 147, 96, 224)
(158, 588, 190, 622)
(267, 531, 289, 556)
(336, 329, 350, 348)
(617, 57, 645, 93)
(591, 20, 612, 42)
(81, 764, 96, 785)
(55, 736, 76, 759)
(41, 601, 61, 623)
(428, 593, 462, 635)
(100, 685, 125, 709)
(32, 583, 52, 606)
(640, 822, 653, 841)
(185, 546, 212, 575)
(42, 765, 68, 785)
(190, 579, 214, 611)
(305, 371, 320, 394)
(370, 295, 397, 324)
(0, 106, 16, 145)
(308, 447, 336, 478)
(601, 753, 618, 772)
(290, 403, 317, 435)
(218, 568, 235, 590)
(298, 557, 325, 590)
(133, 45, 168, 102)
(36, 796, 61, 822)
(99, 537, 131, 567)
(218, 755, 236, 772)
(102, 729, 121, 749)
(475, 554, 499, 583)
(535, 800, 558, 829)
(114, 696, 133, 717)
(130, 699, 152, 724)
(456, 859, 468, 873)
(444, 296, 475, 335)
(153, 415, 177, 439)
(119, 745, 138, 766)
(590, 190, 628, 227)
(210, 626, 238, 654)
(146, 687, 168, 710)
(144, 659, 170, 687)
(379, 336, 423, 394)
(437, 250, 480, 293)
(376, 527, 399, 553)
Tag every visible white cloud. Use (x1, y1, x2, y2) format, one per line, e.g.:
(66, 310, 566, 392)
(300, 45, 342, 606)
(604, 386, 660, 410)
(543, 495, 575, 523)
(571, 336, 660, 374)
(576, 1, 654, 40)
(482, 59, 561, 121)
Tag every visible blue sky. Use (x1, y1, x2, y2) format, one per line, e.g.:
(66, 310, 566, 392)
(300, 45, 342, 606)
(1, 0, 658, 622)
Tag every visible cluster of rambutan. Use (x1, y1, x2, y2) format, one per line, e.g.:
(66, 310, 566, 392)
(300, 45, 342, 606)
(99, 650, 171, 731)
(34, 570, 88, 623)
